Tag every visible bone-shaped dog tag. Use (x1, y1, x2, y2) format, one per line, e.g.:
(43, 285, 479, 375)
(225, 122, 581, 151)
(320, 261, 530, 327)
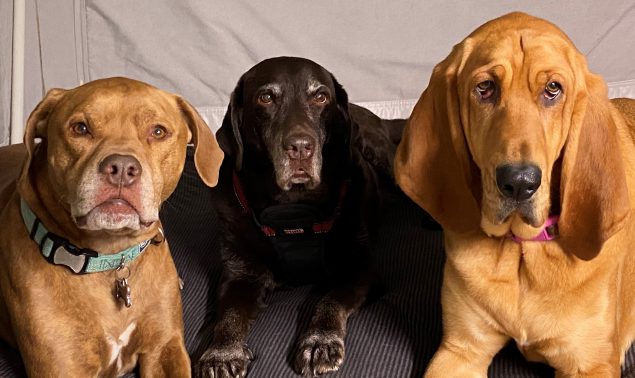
(115, 278, 132, 308)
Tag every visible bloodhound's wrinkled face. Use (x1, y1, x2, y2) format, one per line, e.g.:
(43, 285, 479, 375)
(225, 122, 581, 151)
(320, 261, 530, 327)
(395, 12, 629, 259)
(228, 57, 349, 191)
(21, 77, 222, 234)
(460, 24, 580, 239)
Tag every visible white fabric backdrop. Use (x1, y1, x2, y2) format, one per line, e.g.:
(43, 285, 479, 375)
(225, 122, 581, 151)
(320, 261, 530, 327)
(3, 0, 635, 145)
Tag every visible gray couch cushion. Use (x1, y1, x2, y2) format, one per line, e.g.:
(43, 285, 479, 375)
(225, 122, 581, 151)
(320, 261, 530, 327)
(1, 147, 634, 377)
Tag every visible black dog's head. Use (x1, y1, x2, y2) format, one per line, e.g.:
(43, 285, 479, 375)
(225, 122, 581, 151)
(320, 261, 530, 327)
(217, 56, 351, 191)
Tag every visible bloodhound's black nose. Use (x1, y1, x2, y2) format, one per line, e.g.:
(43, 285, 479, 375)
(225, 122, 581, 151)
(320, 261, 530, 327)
(283, 134, 314, 160)
(496, 164, 542, 201)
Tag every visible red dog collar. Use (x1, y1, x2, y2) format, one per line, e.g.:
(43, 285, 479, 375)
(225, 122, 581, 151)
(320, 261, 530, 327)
(232, 172, 347, 237)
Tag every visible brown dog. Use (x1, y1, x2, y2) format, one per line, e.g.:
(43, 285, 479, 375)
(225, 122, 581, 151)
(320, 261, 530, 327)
(395, 12, 635, 376)
(0, 77, 223, 377)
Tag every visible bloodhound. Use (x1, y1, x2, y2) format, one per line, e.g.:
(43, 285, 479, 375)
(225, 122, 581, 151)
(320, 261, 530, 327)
(395, 12, 635, 376)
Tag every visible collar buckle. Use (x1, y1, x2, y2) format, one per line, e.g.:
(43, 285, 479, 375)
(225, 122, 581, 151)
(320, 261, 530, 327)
(45, 233, 98, 273)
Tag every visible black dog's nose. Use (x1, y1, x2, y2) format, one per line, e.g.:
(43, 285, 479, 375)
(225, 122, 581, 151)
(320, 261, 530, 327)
(284, 134, 314, 160)
(495, 164, 542, 201)
(99, 154, 142, 187)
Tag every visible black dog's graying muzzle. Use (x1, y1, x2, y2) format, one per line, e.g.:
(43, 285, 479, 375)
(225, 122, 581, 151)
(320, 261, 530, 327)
(232, 173, 347, 284)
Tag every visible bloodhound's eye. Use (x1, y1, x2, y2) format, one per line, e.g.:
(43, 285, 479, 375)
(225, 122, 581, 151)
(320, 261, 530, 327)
(313, 92, 329, 104)
(544, 81, 562, 101)
(475, 80, 496, 101)
(151, 125, 168, 139)
(71, 122, 90, 136)
(258, 93, 274, 105)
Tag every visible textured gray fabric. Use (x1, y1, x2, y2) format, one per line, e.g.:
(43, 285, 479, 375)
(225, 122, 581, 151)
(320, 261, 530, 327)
(2, 1, 635, 146)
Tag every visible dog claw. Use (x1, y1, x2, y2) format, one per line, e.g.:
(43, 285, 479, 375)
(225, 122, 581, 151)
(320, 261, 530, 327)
(293, 331, 345, 376)
(198, 344, 253, 378)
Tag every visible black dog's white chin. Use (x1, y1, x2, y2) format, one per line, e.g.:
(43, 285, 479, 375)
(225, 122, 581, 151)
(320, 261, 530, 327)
(280, 174, 321, 191)
(275, 154, 323, 191)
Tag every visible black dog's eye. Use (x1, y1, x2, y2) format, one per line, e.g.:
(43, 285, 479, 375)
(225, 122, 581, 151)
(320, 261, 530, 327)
(258, 93, 273, 105)
(71, 122, 90, 136)
(475, 80, 496, 101)
(544, 81, 562, 101)
(313, 92, 329, 104)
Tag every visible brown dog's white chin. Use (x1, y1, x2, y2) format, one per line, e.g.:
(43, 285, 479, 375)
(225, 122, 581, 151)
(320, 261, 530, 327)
(74, 200, 155, 231)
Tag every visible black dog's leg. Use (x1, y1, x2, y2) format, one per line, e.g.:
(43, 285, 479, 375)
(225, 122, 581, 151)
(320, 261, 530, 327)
(198, 274, 271, 378)
(293, 269, 372, 376)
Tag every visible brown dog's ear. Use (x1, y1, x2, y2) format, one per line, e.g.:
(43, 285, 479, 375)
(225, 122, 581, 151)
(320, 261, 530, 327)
(558, 73, 630, 260)
(19, 88, 66, 187)
(176, 96, 224, 187)
(394, 48, 480, 234)
(216, 78, 244, 171)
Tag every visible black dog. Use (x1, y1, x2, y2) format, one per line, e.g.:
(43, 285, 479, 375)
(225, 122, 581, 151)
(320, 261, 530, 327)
(198, 56, 404, 377)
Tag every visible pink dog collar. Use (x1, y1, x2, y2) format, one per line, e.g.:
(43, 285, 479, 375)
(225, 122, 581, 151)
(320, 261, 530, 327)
(509, 215, 559, 243)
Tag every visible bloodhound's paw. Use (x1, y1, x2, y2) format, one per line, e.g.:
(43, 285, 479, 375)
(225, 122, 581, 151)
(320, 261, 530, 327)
(198, 344, 254, 378)
(293, 331, 345, 377)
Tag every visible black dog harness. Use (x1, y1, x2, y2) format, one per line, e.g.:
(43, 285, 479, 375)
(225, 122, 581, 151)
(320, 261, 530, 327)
(232, 173, 348, 284)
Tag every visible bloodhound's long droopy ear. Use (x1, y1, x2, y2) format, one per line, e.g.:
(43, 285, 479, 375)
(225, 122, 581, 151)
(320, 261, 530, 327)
(216, 78, 244, 171)
(394, 46, 481, 234)
(558, 73, 630, 260)
(176, 96, 224, 187)
(18, 88, 66, 188)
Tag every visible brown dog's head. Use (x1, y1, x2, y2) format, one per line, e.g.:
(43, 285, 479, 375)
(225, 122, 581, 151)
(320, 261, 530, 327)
(19, 77, 223, 233)
(395, 12, 629, 260)
(217, 56, 351, 191)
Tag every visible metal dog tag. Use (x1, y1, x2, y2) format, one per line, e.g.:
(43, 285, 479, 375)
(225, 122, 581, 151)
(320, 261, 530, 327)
(115, 278, 132, 308)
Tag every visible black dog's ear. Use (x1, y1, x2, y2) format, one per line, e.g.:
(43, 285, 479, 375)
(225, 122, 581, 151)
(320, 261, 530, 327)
(331, 74, 351, 145)
(216, 77, 244, 171)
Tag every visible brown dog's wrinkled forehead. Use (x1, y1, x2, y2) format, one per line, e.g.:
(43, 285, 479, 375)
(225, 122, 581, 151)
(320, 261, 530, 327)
(458, 12, 580, 71)
(468, 12, 572, 43)
(50, 77, 177, 122)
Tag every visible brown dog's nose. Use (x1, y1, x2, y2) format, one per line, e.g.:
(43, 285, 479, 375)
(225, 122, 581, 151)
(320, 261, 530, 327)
(496, 164, 541, 201)
(99, 154, 142, 187)
(283, 134, 314, 160)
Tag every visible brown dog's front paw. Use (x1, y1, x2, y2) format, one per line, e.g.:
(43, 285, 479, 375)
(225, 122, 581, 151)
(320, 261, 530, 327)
(197, 344, 254, 378)
(293, 332, 345, 377)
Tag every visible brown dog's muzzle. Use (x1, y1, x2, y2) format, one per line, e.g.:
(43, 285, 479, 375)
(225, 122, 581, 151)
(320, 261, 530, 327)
(99, 154, 143, 187)
(495, 164, 542, 202)
(274, 125, 323, 191)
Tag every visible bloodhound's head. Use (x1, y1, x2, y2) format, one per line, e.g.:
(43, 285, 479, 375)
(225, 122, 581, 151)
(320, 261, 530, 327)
(395, 12, 630, 260)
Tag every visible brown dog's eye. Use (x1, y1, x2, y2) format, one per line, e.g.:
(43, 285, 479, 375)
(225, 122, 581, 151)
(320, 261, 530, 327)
(151, 125, 168, 139)
(544, 81, 562, 100)
(71, 122, 90, 136)
(258, 93, 273, 105)
(475, 80, 496, 101)
(313, 92, 328, 104)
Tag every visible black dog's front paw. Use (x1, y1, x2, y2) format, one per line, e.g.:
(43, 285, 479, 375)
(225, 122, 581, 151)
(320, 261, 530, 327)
(293, 331, 345, 377)
(198, 344, 254, 378)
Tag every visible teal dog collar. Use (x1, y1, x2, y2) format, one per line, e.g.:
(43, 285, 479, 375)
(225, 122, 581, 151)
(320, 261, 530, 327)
(20, 199, 152, 274)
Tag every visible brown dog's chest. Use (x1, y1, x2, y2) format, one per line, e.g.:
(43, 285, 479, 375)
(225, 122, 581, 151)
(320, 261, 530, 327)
(0, 222, 180, 375)
(445, 232, 621, 363)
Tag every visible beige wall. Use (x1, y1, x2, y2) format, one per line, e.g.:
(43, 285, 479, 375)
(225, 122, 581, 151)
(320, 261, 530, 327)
(4, 0, 635, 146)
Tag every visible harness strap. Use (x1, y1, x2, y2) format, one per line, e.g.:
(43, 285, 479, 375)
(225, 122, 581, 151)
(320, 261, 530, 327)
(232, 172, 347, 237)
